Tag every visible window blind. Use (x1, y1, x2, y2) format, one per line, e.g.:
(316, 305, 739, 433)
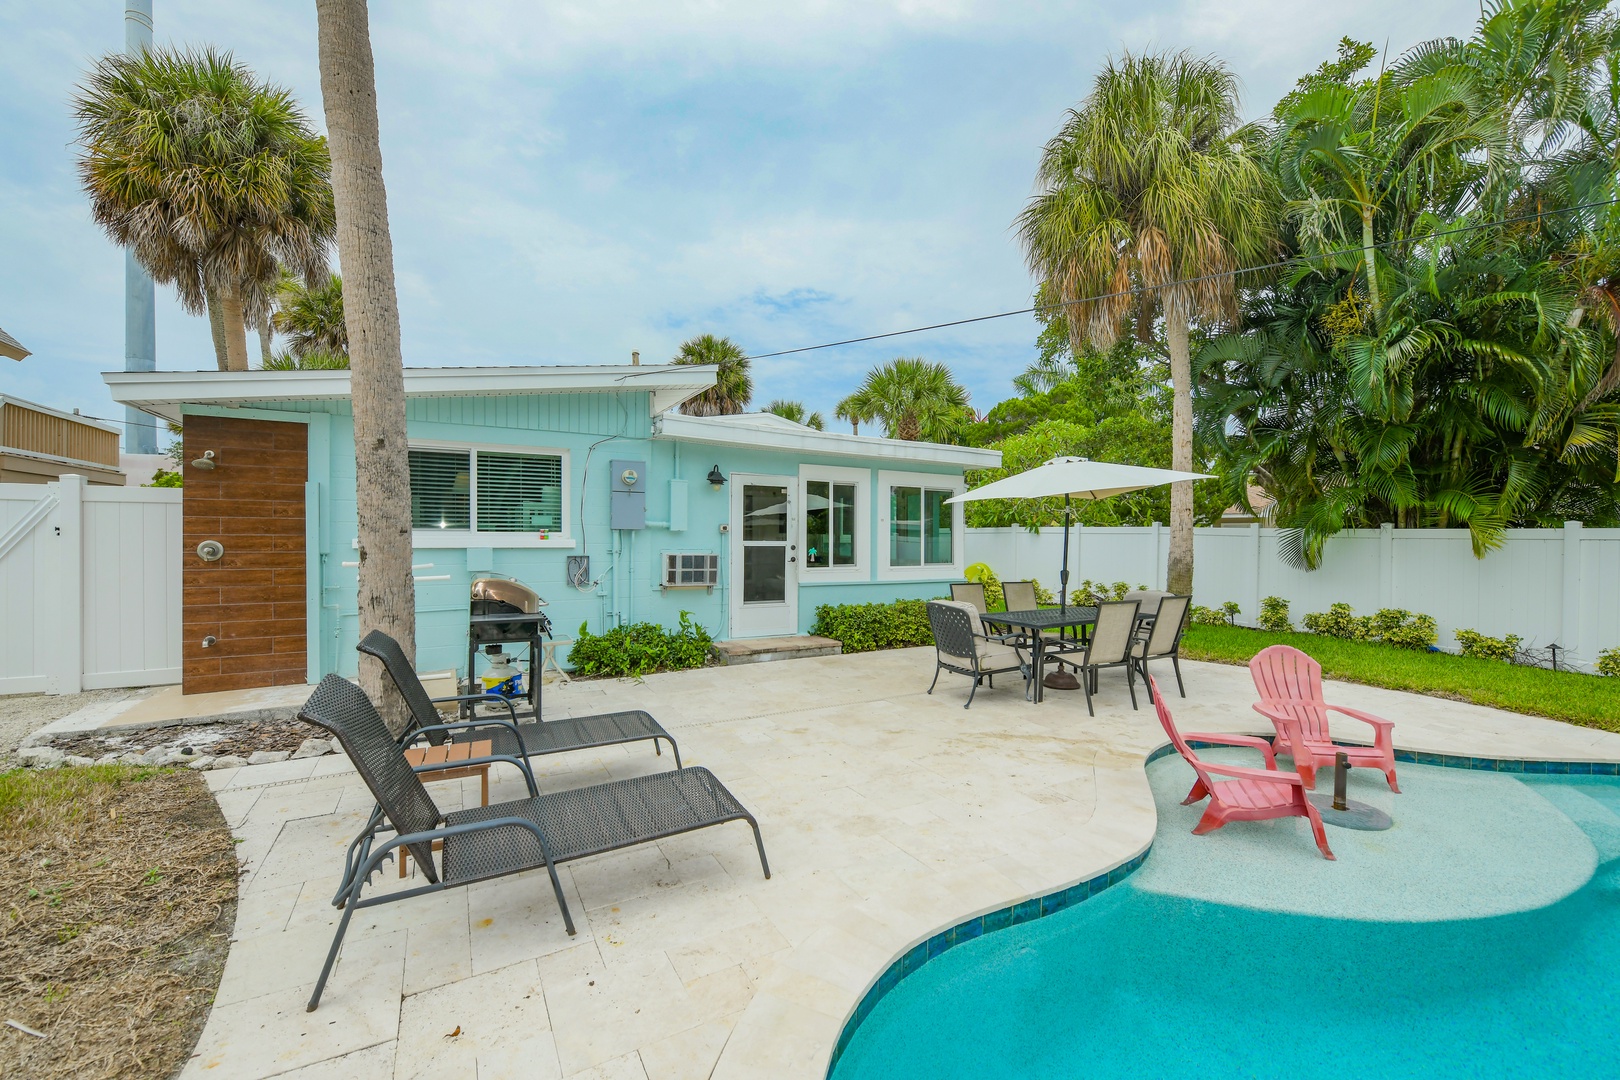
(476, 451, 563, 532)
(408, 449, 470, 530)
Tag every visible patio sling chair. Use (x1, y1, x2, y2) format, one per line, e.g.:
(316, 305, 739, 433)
(1122, 589, 1175, 617)
(926, 600, 1029, 708)
(1152, 676, 1334, 860)
(1249, 644, 1400, 793)
(999, 580, 1074, 654)
(1049, 600, 1140, 716)
(1129, 594, 1192, 701)
(298, 674, 769, 1012)
(359, 629, 682, 767)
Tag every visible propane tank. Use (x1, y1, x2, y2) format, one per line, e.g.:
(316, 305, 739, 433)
(480, 652, 524, 698)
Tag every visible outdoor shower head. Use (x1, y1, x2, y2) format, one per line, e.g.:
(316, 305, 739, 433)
(190, 450, 217, 470)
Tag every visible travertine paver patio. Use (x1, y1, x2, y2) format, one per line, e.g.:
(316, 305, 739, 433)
(180, 648, 1620, 1079)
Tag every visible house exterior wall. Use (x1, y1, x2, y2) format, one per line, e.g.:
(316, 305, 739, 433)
(184, 392, 971, 684)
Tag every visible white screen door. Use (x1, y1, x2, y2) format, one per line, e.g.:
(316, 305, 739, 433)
(730, 475, 798, 637)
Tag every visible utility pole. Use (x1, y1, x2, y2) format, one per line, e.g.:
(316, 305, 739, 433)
(123, 1, 158, 454)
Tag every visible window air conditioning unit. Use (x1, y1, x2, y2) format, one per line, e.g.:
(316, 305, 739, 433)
(663, 552, 719, 589)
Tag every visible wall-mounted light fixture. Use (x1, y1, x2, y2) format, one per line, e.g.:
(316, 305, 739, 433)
(707, 465, 727, 490)
(190, 449, 218, 470)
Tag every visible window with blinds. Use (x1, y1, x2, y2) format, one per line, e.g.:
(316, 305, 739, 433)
(408, 445, 565, 536)
(477, 452, 563, 532)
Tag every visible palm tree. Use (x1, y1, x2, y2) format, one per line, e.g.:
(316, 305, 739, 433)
(836, 357, 972, 442)
(263, 347, 349, 370)
(764, 400, 824, 429)
(317, 0, 415, 733)
(273, 272, 348, 359)
(672, 334, 752, 415)
(835, 399, 861, 435)
(74, 46, 335, 371)
(1016, 51, 1278, 596)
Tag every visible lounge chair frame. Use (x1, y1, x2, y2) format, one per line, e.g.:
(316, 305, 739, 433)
(299, 675, 769, 1012)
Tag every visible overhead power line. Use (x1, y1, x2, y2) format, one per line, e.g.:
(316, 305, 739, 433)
(744, 196, 1620, 361)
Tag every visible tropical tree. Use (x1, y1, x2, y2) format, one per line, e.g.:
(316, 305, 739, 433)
(835, 357, 972, 442)
(74, 46, 335, 371)
(764, 400, 824, 429)
(263, 347, 349, 370)
(1016, 50, 1279, 595)
(273, 272, 347, 360)
(672, 334, 752, 415)
(317, 0, 415, 732)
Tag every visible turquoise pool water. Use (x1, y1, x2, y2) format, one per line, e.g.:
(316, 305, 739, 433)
(831, 764, 1620, 1079)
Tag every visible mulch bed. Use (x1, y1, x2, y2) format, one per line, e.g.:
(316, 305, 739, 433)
(0, 766, 238, 1078)
(52, 718, 322, 762)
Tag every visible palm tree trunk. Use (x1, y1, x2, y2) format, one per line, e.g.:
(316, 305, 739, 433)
(218, 286, 251, 372)
(317, 0, 417, 735)
(204, 287, 229, 370)
(257, 319, 273, 367)
(1361, 208, 1381, 319)
(1165, 302, 1195, 596)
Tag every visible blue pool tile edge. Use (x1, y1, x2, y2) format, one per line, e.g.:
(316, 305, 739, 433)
(826, 844, 1153, 1074)
(824, 741, 1620, 1075)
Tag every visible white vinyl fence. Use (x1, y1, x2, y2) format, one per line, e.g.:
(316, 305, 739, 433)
(0, 475, 181, 695)
(965, 523, 1620, 672)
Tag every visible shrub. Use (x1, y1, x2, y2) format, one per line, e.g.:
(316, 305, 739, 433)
(1221, 600, 1241, 623)
(146, 469, 182, 488)
(1070, 579, 1149, 606)
(1030, 579, 1056, 605)
(962, 563, 1004, 610)
(1257, 596, 1292, 633)
(1189, 604, 1229, 626)
(1383, 613, 1438, 651)
(1302, 602, 1368, 640)
(1595, 647, 1620, 677)
(568, 611, 712, 677)
(1455, 628, 1523, 661)
(812, 599, 933, 653)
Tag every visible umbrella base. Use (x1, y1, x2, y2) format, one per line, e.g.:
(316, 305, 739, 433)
(1043, 669, 1081, 690)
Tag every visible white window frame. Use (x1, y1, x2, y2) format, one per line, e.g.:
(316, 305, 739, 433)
(798, 464, 869, 584)
(407, 438, 575, 549)
(877, 470, 965, 581)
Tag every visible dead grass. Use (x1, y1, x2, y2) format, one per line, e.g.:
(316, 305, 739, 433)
(0, 766, 237, 1079)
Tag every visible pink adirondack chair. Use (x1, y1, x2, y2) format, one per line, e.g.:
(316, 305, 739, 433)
(1151, 676, 1334, 860)
(1249, 644, 1400, 793)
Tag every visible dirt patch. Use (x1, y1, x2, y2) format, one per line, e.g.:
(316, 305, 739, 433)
(52, 717, 324, 762)
(0, 688, 150, 768)
(0, 766, 238, 1079)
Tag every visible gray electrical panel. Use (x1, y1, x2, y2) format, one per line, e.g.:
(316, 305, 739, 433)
(609, 458, 646, 530)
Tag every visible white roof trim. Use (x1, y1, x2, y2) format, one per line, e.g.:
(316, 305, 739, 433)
(103, 364, 717, 422)
(652, 412, 1001, 469)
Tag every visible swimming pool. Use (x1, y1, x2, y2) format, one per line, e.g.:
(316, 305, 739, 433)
(830, 756, 1620, 1079)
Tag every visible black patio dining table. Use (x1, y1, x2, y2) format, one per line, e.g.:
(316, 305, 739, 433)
(980, 606, 1157, 704)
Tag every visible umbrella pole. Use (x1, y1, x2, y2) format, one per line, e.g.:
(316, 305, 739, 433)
(1059, 494, 1071, 615)
(1044, 494, 1080, 692)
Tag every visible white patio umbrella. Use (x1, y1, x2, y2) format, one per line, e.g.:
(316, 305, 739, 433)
(947, 456, 1213, 614)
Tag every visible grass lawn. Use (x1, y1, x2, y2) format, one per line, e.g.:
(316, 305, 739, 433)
(1182, 624, 1620, 733)
(0, 765, 237, 1079)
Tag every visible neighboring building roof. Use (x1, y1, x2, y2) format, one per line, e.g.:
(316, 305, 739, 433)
(103, 364, 718, 422)
(0, 326, 29, 361)
(653, 411, 1001, 470)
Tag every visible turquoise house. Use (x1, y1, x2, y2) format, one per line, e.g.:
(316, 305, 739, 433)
(107, 364, 999, 693)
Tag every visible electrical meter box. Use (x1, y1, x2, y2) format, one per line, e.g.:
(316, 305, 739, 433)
(610, 459, 646, 530)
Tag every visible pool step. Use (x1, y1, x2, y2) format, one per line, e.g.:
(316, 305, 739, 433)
(1534, 785, 1620, 863)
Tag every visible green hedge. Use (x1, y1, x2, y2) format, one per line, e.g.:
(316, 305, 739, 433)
(568, 611, 713, 678)
(812, 599, 934, 653)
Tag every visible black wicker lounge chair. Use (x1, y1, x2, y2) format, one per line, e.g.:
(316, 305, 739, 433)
(358, 629, 681, 767)
(299, 674, 768, 1012)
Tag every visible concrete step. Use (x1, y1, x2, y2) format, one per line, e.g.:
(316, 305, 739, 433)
(711, 635, 842, 666)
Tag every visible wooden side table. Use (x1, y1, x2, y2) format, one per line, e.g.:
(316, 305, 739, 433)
(399, 739, 492, 878)
(539, 638, 573, 684)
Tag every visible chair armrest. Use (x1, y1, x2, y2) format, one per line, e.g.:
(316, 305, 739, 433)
(1325, 705, 1394, 733)
(1183, 732, 1278, 768)
(429, 692, 520, 723)
(345, 814, 560, 903)
(1197, 760, 1304, 786)
(411, 752, 538, 797)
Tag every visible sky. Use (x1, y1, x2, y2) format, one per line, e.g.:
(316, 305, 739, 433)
(0, 0, 1484, 447)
